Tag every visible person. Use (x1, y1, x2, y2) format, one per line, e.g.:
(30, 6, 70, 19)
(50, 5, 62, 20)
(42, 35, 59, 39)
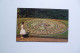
(20, 22, 26, 38)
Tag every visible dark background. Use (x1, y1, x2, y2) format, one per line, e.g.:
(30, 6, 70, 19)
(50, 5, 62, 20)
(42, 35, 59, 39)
(17, 8, 68, 20)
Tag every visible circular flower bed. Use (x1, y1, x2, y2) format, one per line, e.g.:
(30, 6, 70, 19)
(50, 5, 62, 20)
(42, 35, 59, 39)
(24, 19, 67, 35)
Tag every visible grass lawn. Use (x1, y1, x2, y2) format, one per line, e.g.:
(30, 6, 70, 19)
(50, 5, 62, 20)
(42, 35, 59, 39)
(17, 18, 68, 39)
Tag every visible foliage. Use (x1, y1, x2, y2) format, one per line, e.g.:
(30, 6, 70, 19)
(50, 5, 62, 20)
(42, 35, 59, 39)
(17, 8, 68, 20)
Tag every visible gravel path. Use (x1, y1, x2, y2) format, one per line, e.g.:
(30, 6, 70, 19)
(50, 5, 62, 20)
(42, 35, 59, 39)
(16, 37, 68, 42)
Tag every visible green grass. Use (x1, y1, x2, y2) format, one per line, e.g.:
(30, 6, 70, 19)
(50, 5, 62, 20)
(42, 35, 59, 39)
(28, 19, 68, 39)
(17, 18, 68, 39)
(17, 29, 20, 36)
(29, 30, 68, 39)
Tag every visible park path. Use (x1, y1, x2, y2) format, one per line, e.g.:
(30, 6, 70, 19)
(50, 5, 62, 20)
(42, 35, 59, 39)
(16, 37, 68, 42)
